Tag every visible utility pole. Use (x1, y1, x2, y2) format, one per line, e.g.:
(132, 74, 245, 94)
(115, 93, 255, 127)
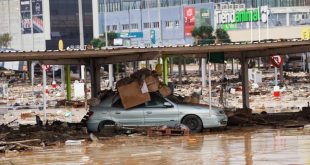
(104, 0, 113, 88)
(157, 0, 162, 45)
(78, 0, 85, 80)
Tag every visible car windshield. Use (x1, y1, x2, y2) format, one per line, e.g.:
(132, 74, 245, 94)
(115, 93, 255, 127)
(166, 95, 183, 104)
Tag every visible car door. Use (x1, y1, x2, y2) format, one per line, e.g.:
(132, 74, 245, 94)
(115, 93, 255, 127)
(143, 93, 179, 126)
(109, 98, 145, 126)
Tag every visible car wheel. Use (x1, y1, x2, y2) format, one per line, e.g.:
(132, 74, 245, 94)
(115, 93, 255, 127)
(181, 115, 203, 133)
(98, 120, 116, 136)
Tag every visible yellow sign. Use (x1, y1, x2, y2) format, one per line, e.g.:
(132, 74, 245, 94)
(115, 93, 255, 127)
(58, 39, 64, 51)
(301, 27, 310, 40)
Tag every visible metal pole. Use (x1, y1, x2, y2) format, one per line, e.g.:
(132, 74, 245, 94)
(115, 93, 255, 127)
(258, 6, 261, 41)
(30, 0, 34, 50)
(104, 0, 113, 88)
(157, 0, 162, 45)
(250, 6, 253, 42)
(43, 65, 47, 122)
(78, 0, 85, 80)
(202, 58, 206, 88)
(52, 65, 55, 80)
(66, 65, 71, 100)
(162, 55, 168, 85)
(31, 62, 35, 95)
(275, 67, 278, 86)
(7, 0, 10, 33)
(58, 40, 65, 93)
(208, 62, 212, 113)
(266, 5, 269, 39)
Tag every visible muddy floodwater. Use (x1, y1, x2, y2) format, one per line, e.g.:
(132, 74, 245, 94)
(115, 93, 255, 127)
(1, 128, 310, 165)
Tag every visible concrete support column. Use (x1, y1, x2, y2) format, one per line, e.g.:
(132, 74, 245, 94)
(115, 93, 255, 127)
(31, 62, 35, 95)
(241, 56, 250, 109)
(42, 65, 47, 122)
(201, 58, 206, 88)
(169, 57, 173, 75)
(146, 60, 150, 69)
(27, 61, 31, 80)
(178, 58, 182, 84)
(90, 59, 101, 98)
(231, 59, 234, 74)
(61, 65, 65, 92)
(162, 55, 169, 85)
(109, 64, 113, 88)
(183, 58, 187, 75)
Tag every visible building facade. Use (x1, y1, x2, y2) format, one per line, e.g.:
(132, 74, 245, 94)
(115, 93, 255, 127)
(0, 0, 93, 51)
(93, 0, 310, 45)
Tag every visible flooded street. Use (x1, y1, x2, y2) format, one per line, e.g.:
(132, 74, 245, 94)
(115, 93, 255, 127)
(1, 128, 310, 165)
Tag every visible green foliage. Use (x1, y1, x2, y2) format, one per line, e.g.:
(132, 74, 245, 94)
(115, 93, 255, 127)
(215, 28, 231, 43)
(191, 27, 200, 39)
(191, 26, 215, 45)
(0, 33, 12, 48)
(107, 32, 117, 46)
(192, 26, 231, 45)
(191, 26, 214, 40)
(91, 38, 104, 48)
(92, 32, 117, 47)
(199, 26, 213, 38)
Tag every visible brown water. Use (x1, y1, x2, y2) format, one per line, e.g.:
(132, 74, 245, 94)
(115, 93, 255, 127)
(1, 128, 310, 165)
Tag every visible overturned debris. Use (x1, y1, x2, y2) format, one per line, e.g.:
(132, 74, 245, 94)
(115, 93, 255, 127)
(147, 124, 190, 137)
(116, 68, 171, 109)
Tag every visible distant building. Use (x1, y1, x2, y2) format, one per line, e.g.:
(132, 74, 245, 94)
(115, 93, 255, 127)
(92, 0, 310, 45)
(0, 0, 93, 51)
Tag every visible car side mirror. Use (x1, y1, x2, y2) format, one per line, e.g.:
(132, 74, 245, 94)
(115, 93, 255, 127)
(164, 102, 173, 108)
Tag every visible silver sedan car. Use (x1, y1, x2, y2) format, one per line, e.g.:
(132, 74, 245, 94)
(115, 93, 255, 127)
(86, 93, 227, 132)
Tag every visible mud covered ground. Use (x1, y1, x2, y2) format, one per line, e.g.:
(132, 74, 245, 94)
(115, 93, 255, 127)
(1, 127, 310, 165)
(0, 107, 309, 154)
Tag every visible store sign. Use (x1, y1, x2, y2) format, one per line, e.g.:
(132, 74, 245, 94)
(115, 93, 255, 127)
(150, 30, 156, 44)
(217, 6, 269, 25)
(32, 0, 44, 33)
(118, 32, 143, 38)
(301, 27, 310, 40)
(20, 0, 31, 34)
(184, 7, 195, 37)
(196, 8, 210, 28)
(113, 38, 123, 46)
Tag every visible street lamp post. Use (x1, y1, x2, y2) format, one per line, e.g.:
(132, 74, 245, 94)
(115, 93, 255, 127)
(104, 0, 113, 88)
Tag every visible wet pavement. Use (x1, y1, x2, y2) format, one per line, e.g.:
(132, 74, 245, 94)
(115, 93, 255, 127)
(1, 128, 310, 165)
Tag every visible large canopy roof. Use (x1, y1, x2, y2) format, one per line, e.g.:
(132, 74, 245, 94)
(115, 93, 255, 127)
(0, 39, 309, 64)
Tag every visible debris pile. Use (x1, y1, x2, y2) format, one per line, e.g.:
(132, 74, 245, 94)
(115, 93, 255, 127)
(116, 69, 172, 109)
(0, 121, 88, 152)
